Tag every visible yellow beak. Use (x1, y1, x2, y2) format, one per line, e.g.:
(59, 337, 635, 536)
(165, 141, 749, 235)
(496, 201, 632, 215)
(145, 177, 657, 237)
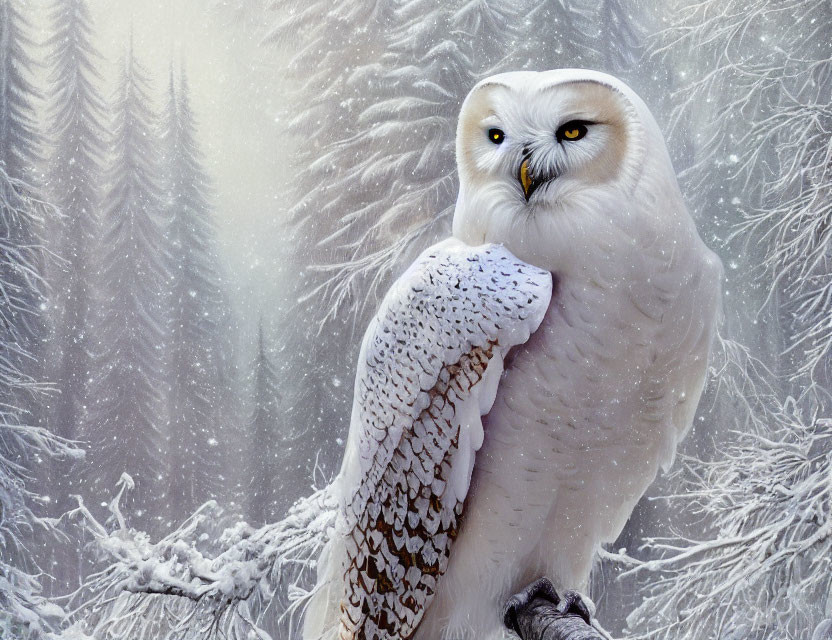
(519, 158, 533, 200)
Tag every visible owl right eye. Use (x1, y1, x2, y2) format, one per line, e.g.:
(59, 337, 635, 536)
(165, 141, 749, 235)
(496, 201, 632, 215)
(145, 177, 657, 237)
(487, 128, 505, 144)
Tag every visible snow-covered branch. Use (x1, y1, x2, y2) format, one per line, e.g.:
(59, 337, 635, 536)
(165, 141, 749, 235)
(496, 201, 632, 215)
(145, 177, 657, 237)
(0, 163, 81, 638)
(624, 402, 831, 639)
(622, 3, 832, 636)
(67, 475, 336, 639)
(653, 0, 832, 383)
(69, 477, 629, 640)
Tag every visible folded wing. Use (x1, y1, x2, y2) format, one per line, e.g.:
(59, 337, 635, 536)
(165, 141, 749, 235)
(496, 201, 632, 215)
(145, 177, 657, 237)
(334, 238, 552, 640)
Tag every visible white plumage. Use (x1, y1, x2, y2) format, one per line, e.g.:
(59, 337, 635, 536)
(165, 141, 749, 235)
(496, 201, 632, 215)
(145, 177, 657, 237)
(300, 69, 723, 640)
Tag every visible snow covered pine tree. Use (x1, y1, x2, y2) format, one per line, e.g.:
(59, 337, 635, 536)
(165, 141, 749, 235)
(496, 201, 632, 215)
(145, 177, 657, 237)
(82, 41, 170, 530)
(161, 64, 229, 520)
(0, 2, 84, 634)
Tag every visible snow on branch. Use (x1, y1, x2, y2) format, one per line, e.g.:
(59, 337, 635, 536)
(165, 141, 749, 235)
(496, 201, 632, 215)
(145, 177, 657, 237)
(67, 479, 626, 640)
(62, 330, 784, 639)
(0, 165, 56, 364)
(623, 400, 832, 639)
(0, 165, 79, 638)
(66, 474, 336, 640)
(652, 0, 832, 383)
(629, 4, 832, 634)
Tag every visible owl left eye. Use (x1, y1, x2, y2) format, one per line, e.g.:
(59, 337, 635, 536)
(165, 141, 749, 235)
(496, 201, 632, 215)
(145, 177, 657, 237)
(556, 121, 589, 142)
(487, 128, 505, 144)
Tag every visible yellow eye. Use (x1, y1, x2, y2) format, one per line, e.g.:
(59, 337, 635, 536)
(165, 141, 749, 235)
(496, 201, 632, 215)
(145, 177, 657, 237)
(488, 128, 505, 144)
(556, 121, 589, 142)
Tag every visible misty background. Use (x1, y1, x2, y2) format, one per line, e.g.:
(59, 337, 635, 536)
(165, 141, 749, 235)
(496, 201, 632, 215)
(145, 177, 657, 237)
(1, 0, 829, 637)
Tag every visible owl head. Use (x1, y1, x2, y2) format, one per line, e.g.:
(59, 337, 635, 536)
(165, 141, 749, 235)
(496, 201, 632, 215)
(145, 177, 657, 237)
(452, 69, 689, 274)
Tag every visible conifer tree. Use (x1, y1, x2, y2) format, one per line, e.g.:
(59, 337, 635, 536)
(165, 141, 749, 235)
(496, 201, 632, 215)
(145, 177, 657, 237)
(504, 0, 593, 72)
(246, 322, 282, 526)
(0, 169, 80, 638)
(0, 0, 48, 436)
(43, 0, 107, 502)
(82, 43, 169, 527)
(594, 0, 643, 73)
(265, 0, 397, 490)
(0, 0, 40, 179)
(162, 66, 228, 518)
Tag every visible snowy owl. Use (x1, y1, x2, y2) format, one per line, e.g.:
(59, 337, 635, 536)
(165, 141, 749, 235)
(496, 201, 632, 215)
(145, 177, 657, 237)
(297, 69, 723, 640)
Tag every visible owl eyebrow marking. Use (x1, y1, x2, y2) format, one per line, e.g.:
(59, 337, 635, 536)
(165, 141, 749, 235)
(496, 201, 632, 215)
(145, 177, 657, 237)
(557, 118, 603, 127)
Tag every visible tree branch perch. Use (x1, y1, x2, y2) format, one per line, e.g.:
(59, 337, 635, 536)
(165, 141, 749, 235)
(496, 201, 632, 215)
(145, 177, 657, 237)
(504, 578, 608, 640)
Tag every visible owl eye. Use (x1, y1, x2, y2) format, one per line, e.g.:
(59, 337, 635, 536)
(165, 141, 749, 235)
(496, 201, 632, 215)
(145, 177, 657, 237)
(487, 128, 505, 144)
(556, 121, 589, 142)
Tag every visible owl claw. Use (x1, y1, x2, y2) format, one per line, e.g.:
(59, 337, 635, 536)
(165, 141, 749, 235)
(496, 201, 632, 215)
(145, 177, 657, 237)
(557, 590, 593, 626)
(502, 577, 560, 636)
(503, 580, 596, 637)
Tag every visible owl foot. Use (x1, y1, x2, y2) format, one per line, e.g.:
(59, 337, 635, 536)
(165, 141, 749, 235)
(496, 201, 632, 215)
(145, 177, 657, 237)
(503, 577, 559, 636)
(503, 578, 594, 638)
(557, 590, 593, 625)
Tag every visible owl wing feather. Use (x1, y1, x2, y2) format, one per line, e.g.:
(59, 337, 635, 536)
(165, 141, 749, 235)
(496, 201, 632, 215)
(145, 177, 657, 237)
(335, 238, 552, 640)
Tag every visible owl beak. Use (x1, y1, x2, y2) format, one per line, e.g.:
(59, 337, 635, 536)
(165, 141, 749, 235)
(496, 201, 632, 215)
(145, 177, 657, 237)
(519, 158, 533, 200)
(518, 157, 545, 202)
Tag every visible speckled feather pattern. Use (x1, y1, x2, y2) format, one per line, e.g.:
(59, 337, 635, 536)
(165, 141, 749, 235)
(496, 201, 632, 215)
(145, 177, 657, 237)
(336, 239, 552, 640)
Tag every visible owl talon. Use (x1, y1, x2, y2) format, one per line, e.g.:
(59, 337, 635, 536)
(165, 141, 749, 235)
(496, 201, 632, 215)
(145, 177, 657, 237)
(503, 577, 560, 635)
(557, 590, 593, 626)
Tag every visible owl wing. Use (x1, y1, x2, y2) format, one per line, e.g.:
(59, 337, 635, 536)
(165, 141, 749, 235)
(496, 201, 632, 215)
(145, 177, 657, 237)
(336, 238, 552, 640)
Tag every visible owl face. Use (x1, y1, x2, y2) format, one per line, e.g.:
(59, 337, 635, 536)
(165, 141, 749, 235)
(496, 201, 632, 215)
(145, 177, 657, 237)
(453, 69, 683, 273)
(458, 74, 637, 205)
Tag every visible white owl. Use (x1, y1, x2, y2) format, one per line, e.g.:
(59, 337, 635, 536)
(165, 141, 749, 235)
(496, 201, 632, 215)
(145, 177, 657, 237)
(297, 69, 723, 640)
